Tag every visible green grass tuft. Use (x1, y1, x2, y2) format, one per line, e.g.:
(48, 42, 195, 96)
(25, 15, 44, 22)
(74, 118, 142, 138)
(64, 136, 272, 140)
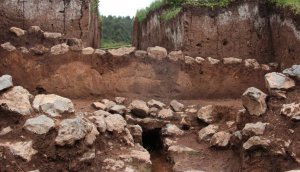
(184, 0, 232, 8)
(270, 0, 300, 14)
(161, 7, 182, 21)
(136, 0, 166, 22)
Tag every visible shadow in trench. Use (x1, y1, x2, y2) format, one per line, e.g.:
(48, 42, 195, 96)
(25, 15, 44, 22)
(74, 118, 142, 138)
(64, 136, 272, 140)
(142, 128, 173, 172)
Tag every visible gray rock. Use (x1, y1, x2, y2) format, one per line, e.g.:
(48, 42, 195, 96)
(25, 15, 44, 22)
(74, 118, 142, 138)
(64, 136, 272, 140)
(127, 125, 143, 143)
(10, 27, 25, 37)
(33, 94, 75, 117)
(24, 115, 55, 134)
(67, 38, 83, 51)
(242, 87, 267, 116)
(93, 109, 112, 117)
(170, 100, 184, 112)
(207, 57, 220, 65)
(94, 49, 106, 55)
(115, 97, 126, 104)
(0, 75, 13, 91)
(265, 72, 295, 98)
(162, 124, 184, 136)
(147, 99, 166, 109)
(19, 47, 29, 54)
(88, 114, 107, 132)
(0, 86, 33, 116)
(281, 103, 300, 120)
(135, 50, 148, 58)
(195, 57, 205, 64)
(223, 57, 242, 64)
(185, 56, 196, 64)
(157, 108, 174, 119)
(1, 42, 16, 51)
(198, 124, 219, 142)
(197, 105, 215, 123)
(109, 104, 127, 115)
(210, 131, 231, 147)
(101, 99, 117, 110)
(283, 65, 300, 80)
(168, 50, 184, 61)
(92, 102, 106, 110)
(0, 126, 12, 136)
(43, 32, 62, 39)
(147, 46, 167, 60)
(82, 47, 94, 55)
(79, 149, 95, 162)
(243, 136, 271, 150)
(129, 100, 149, 118)
(55, 117, 92, 146)
(50, 43, 69, 55)
(0, 141, 37, 161)
(242, 122, 268, 136)
(105, 114, 127, 133)
(30, 45, 49, 55)
(108, 47, 135, 56)
(261, 64, 271, 71)
(244, 59, 260, 69)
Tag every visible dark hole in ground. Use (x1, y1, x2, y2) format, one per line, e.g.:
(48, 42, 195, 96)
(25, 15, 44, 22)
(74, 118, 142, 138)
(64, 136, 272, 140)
(142, 128, 173, 172)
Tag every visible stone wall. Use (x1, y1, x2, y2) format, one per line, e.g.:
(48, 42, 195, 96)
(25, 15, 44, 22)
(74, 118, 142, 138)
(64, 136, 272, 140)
(0, 0, 101, 48)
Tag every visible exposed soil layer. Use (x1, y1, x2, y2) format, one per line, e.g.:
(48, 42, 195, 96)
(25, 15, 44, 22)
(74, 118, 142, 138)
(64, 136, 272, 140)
(0, 50, 272, 100)
(133, 0, 300, 66)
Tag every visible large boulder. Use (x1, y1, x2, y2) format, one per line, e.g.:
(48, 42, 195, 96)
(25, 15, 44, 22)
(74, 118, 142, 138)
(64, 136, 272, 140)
(55, 117, 92, 146)
(0, 75, 13, 92)
(210, 131, 231, 147)
(108, 47, 135, 56)
(170, 100, 184, 112)
(1, 42, 16, 51)
(281, 103, 300, 120)
(197, 105, 215, 123)
(50, 43, 69, 55)
(162, 124, 184, 136)
(283, 65, 300, 80)
(0, 86, 33, 116)
(168, 50, 184, 61)
(32, 94, 75, 117)
(242, 122, 268, 136)
(0, 141, 37, 161)
(243, 136, 271, 150)
(24, 115, 55, 134)
(10, 27, 26, 37)
(109, 104, 127, 115)
(265, 72, 295, 98)
(147, 46, 167, 60)
(198, 124, 219, 142)
(129, 100, 149, 118)
(242, 87, 267, 116)
(105, 114, 127, 133)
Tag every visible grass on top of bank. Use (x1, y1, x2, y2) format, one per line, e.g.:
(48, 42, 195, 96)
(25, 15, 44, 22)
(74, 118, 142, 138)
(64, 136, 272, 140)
(270, 0, 300, 13)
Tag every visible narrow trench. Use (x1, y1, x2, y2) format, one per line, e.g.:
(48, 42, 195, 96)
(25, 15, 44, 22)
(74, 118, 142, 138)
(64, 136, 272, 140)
(142, 128, 173, 172)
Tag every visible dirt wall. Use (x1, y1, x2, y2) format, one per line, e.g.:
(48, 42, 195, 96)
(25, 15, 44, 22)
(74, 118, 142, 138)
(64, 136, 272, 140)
(0, 50, 269, 100)
(0, 0, 101, 48)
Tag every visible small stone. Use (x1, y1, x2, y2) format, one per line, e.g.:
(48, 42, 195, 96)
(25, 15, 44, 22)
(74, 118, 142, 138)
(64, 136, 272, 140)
(147, 99, 166, 109)
(19, 47, 29, 54)
(0, 141, 37, 161)
(168, 145, 197, 154)
(129, 100, 149, 118)
(242, 122, 268, 136)
(101, 99, 117, 110)
(242, 87, 267, 116)
(244, 59, 260, 69)
(43, 32, 62, 39)
(105, 114, 127, 133)
(79, 149, 95, 161)
(198, 124, 219, 142)
(67, 38, 83, 51)
(170, 100, 184, 112)
(135, 50, 148, 58)
(109, 104, 127, 115)
(88, 114, 107, 132)
(82, 47, 95, 55)
(10, 27, 25, 37)
(223, 57, 242, 64)
(195, 57, 205, 64)
(115, 97, 126, 104)
(1, 42, 16, 51)
(84, 123, 99, 145)
(185, 56, 196, 64)
(50, 43, 69, 55)
(281, 103, 300, 120)
(162, 124, 184, 136)
(0, 126, 12, 136)
(0, 75, 13, 92)
(92, 102, 106, 110)
(95, 49, 106, 55)
(157, 108, 174, 119)
(283, 65, 300, 81)
(261, 64, 271, 71)
(210, 131, 231, 147)
(127, 125, 142, 143)
(265, 72, 295, 98)
(28, 26, 43, 34)
(243, 136, 271, 150)
(147, 46, 167, 60)
(207, 57, 220, 65)
(24, 115, 55, 134)
(168, 50, 184, 61)
(197, 105, 215, 123)
(30, 45, 49, 55)
(108, 47, 135, 56)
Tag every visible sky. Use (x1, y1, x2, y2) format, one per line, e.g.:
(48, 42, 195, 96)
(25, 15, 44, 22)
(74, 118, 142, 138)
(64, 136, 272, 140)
(99, 0, 155, 17)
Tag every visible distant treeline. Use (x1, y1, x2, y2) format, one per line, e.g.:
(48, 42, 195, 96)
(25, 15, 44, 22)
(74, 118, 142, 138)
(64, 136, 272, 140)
(101, 15, 134, 49)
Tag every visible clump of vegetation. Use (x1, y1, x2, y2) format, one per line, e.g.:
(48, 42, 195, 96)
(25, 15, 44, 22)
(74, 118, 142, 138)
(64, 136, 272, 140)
(136, 0, 166, 22)
(270, 0, 300, 13)
(161, 7, 182, 21)
(185, 0, 232, 8)
(101, 15, 134, 49)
